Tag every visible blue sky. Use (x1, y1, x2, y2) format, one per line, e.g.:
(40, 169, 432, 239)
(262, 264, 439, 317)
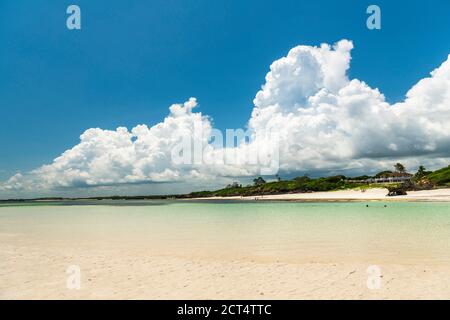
(0, 0, 449, 196)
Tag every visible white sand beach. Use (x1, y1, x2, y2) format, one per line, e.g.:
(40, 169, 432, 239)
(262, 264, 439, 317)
(196, 188, 450, 202)
(2, 245, 450, 300)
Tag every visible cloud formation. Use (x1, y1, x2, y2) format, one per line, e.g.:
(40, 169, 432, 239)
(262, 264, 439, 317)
(249, 40, 450, 173)
(2, 39, 450, 196)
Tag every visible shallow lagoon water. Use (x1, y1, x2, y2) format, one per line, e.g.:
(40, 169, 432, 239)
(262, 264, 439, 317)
(1, 200, 450, 265)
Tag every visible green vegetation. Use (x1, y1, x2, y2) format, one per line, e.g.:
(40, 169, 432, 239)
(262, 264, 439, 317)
(394, 163, 406, 173)
(189, 175, 366, 198)
(252, 177, 266, 186)
(415, 165, 428, 178)
(189, 163, 450, 198)
(2, 164, 449, 203)
(426, 165, 450, 185)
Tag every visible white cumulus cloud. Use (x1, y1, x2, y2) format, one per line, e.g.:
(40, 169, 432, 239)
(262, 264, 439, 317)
(1, 39, 450, 196)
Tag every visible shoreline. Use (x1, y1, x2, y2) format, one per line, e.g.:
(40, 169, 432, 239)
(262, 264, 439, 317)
(1, 188, 450, 205)
(189, 188, 450, 202)
(2, 198, 450, 299)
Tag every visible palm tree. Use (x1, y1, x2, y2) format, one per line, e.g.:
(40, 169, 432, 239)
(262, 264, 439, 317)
(415, 165, 426, 178)
(394, 163, 406, 173)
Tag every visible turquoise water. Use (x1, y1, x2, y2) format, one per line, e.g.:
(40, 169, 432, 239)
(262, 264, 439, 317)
(1, 200, 450, 265)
